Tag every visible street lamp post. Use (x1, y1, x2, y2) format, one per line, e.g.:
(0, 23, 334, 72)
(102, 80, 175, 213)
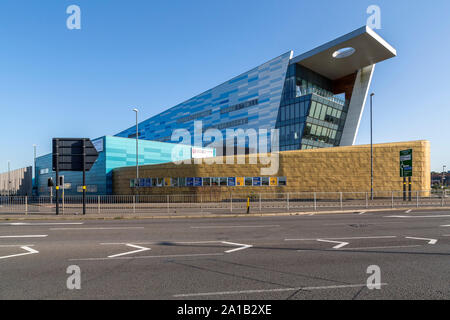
(370, 93, 374, 201)
(33, 144, 37, 194)
(443, 165, 447, 189)
(133, 108, 139, 199)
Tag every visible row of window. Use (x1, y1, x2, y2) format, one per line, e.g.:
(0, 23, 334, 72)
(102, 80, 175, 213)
(177, 109, 212, 123)
(303, 123, 340, 146)
(204, 117, 249, 131)
(309, 101, 344, 125)
(220, 99, 258, 114)
(130, 177, 287, 188)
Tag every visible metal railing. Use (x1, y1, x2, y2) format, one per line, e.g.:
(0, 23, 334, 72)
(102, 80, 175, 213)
(0, 190, 447, 215)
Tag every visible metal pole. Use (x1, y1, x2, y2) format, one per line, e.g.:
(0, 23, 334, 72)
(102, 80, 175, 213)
(314, 192, 317, 211)
(133, 108, 139, 202)
(55, 139, 59, 215)
(82, 139, 86, 215)
(259, 193, 262, 212)
(287, 192, 290, 211)
(230, 192, 232, 213)
(33, 144, 37, 194)
(370, 93, 374, 201)
(443, 165, 447, 189)
(7, 160, 10, 196)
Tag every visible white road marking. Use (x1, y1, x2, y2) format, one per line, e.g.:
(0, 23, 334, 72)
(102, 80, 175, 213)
(316, 239, 349, 249)
(190, 225, 280, 229)
(107, 243, 151, 258)
(0, 246, 38, 260)
(0, 222, 83, 226)
(358, 211, 366, 215)
(285, 236, 396, 241)
(339, 245, 421, 250)
(0, 235, 47, 239)
(173, 283, 388, 298)
(405, 209, 412, 213)
(221, 241, 253, 253)
(441, 225, 450, 227)
(405, 237, 438, 245)
(50, 227, 144, 231)
(387, 215, 450, 218)
(69, 253, 224, 261)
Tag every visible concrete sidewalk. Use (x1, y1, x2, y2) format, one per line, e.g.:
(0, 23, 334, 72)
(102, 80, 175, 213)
(0, 206, 448, 221)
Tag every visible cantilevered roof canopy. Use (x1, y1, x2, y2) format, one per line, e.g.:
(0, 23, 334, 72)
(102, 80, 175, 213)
(291, 26, 397, 80)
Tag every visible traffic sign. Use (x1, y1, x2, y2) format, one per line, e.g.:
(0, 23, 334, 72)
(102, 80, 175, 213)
(52, 138, 99, 172)
(400, 149, 413, 177)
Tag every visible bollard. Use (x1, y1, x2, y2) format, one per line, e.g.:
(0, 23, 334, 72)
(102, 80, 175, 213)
(133, 195, 136, 214)
(25, 196, 28, 215)
(246, 197, 250, 214)
(98, 195, 100, 214)
(340, 192, 343, 210)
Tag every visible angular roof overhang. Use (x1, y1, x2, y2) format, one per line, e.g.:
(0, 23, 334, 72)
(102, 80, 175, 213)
(291, 26, 397, 80)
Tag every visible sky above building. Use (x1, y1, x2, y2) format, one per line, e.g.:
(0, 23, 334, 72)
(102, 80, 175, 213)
(0, 0, 448, 172)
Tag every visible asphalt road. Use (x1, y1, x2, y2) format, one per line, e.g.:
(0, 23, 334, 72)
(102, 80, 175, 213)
(0, 209, 449, 300)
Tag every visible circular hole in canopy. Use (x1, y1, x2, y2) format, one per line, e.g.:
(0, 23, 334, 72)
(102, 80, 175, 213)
(332, 47, 356, 59)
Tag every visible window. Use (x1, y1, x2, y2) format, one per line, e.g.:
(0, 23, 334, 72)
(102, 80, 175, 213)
(178, 177, 186, 187)
(203, 177, 211, 186)
(262, 177, 270, 186)
(309, 102, 316, 117)
(172, 178, 179, 187)
(211, 177, 219, 186)
(219, 177, 227, 186)
(39, 168, 49, 175)
(278, 177, 287, 186)
(245, 177, 253, 186)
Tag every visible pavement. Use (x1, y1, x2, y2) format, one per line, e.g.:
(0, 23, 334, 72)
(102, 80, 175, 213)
(0, 208, 449, 300)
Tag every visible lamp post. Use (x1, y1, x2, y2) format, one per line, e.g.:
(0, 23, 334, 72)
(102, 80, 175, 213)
(33, 144, 37, 194)
(370, 93, 374, 201)
(443, 165, 447, 189)
(133, 108, 139, 198)
(7, 160, 11, 196)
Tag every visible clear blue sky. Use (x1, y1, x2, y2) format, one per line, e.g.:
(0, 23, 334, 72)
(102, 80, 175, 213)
(0, 0, 449, 172)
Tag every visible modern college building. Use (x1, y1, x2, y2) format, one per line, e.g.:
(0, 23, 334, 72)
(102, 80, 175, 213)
(35, 26, 427, 196)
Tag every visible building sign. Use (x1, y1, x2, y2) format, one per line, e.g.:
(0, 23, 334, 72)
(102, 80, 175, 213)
(227, 177, 236, 186)
(270, 177, 278, 186)
(236, 177, 244, 186)
(400, 149, 413, 177)
(253, 177, 261, 186)
(186, 177, 194, 187)
(193, 177, 203, 187)
(191, 147, 215, 159)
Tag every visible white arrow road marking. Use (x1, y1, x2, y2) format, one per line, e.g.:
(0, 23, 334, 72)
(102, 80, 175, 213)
(107, 243, 151, 258)
(316, 239, 349, 249)
(358, 211, 366, 215)
(405, 209, 412, 213)
(405, 237, 438, 245)
(0, 235, 47, 238)
(221, 241, 253, 253)
(388, 215, 450, 218)
(0, 222, 83, 226)
(0, 246, 38, 260)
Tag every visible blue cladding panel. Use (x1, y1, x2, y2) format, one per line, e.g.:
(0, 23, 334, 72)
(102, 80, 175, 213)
(35, 136, 199, 195)
(115, 52, 292, 147)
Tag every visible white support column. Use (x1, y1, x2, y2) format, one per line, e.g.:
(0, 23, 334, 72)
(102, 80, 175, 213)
(340, 64, 376, 146)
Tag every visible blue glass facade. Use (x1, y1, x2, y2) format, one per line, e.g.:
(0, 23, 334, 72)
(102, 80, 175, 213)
(115, 53, 352, 153)
(36, 136, 207, 195)
(115, 52, 293, 149)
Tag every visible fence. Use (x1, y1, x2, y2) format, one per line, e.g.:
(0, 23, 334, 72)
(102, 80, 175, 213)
(0, 190, 448, 216)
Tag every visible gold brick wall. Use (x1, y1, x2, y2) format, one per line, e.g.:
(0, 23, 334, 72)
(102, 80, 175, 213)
(112, 140, 430, 195)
